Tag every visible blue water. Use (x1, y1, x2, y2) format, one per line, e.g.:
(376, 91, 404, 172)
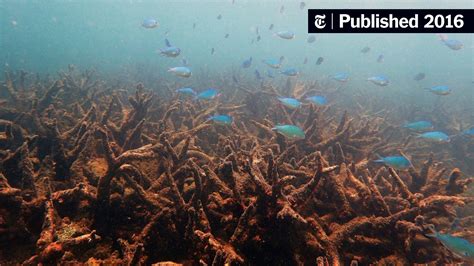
(0, 1, 473, 109)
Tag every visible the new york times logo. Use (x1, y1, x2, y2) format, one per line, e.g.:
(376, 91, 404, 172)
(308, 9, 474, 33)
(314, 14, 326, 29)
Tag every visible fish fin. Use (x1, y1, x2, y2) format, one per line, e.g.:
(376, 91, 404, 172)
(165, 38, 171, 47)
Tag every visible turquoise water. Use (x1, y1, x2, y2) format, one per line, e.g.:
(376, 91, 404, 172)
(1, 1, 472, 79)
(0, 0, 473, 117)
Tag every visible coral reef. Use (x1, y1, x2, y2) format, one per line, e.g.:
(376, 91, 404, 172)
(0, 67, 473, 265)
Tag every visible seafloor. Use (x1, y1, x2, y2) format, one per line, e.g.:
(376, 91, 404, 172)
(0, 67, 473, 265)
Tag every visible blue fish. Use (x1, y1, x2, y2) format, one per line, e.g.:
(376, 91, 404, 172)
(176, 87, 196, 96)
(160, 47, 181, 57)
(275, 31, 295, 40)
(207, 115, 232, 125)
(419, 131, 450, 142)
(426, 85, 451, 96)
(272, 125, 305, 139)
(280, 67, 299, 76)
(262, 56, 284, 69)
(277, 97, 301, 109)
(374, 155, 411, 170)
(442, 39, 463, 50)
(403, 121, 433, 132)
(242, 57, 252, 68)
(462, 127, 474, 136)
(168, 67, 191, 78)
(142, 18, 159, 28)
(306, 95, 327, 106)
(426, 231, 474, 261)
(367, 75, 389, 86)
(332, 72, 349, 82)
(197, 88, 219, 100)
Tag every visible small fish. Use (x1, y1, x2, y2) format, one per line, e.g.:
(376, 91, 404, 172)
(197, 88, 219, 100)
(224, 33, 229, 38)
(377, 54, 384, 63)
(414, 72, 426, 81)
(418, 131, 450, 142)
(280, 5, 285, 14)
(299, 2, 306, 10)
(332, 72, 349, 82)
(269, 24, 274, 30)
(208, 115, 232, 125)
(426, 85, 451, 96)
(193, 22, 196, 29)
(462, 128, 474, 136)
(280, 67, 299, 76)
(255, 70, 262, 80)
(242, 57, 253, 68)
(265, 70, 275, 78)
(403, 121, 433, 132)
(316, 57, 324, 65)
(182, 58, 188, 66)
(360, 46, 370, 53)
(272, 125, 305, 139)
(277, 97, 301, 109)
(307, 35, 316, 43)
(426, 231, 474, 261)
(159, 46, 181, 57)
(142, 18, 159, 28)
(275, 31, 295, 40)
(373, 155, 411, 170)
(217, 14, 222, 20)
(262, 56, 284, 69)
(438, 34, 463, 50)
(443, 39, 463, 50)
(232, 75, 238, 83)
(211, 48, 215, 55)
(256, 35, 261, 42)
(168, 67, 192, 78)
(176, 87, 196, 96)
(306, 95, 327, 106)
(303, 57, 308, 64)
(367, 75, 389, 86)
(255, 27, 259, 35)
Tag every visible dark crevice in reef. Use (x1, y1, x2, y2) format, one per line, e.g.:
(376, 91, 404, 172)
(0, 66, 473, 265)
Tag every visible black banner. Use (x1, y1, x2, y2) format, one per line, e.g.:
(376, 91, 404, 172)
(308, 9, 474, 33)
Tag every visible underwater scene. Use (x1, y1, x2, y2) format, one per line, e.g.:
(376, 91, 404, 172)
(0, 0, 473, 265)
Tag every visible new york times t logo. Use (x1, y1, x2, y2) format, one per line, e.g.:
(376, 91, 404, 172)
(308, 9, 474, 33)
(314, 14, 326, 29)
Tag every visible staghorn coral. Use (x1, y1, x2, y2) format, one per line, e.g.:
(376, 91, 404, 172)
(0, 67, 473, 265)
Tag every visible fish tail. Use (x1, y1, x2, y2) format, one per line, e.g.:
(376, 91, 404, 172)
(425, 231, 439, 238)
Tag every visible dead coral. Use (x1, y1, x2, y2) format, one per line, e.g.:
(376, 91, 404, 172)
(0, 67, 473, 265)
